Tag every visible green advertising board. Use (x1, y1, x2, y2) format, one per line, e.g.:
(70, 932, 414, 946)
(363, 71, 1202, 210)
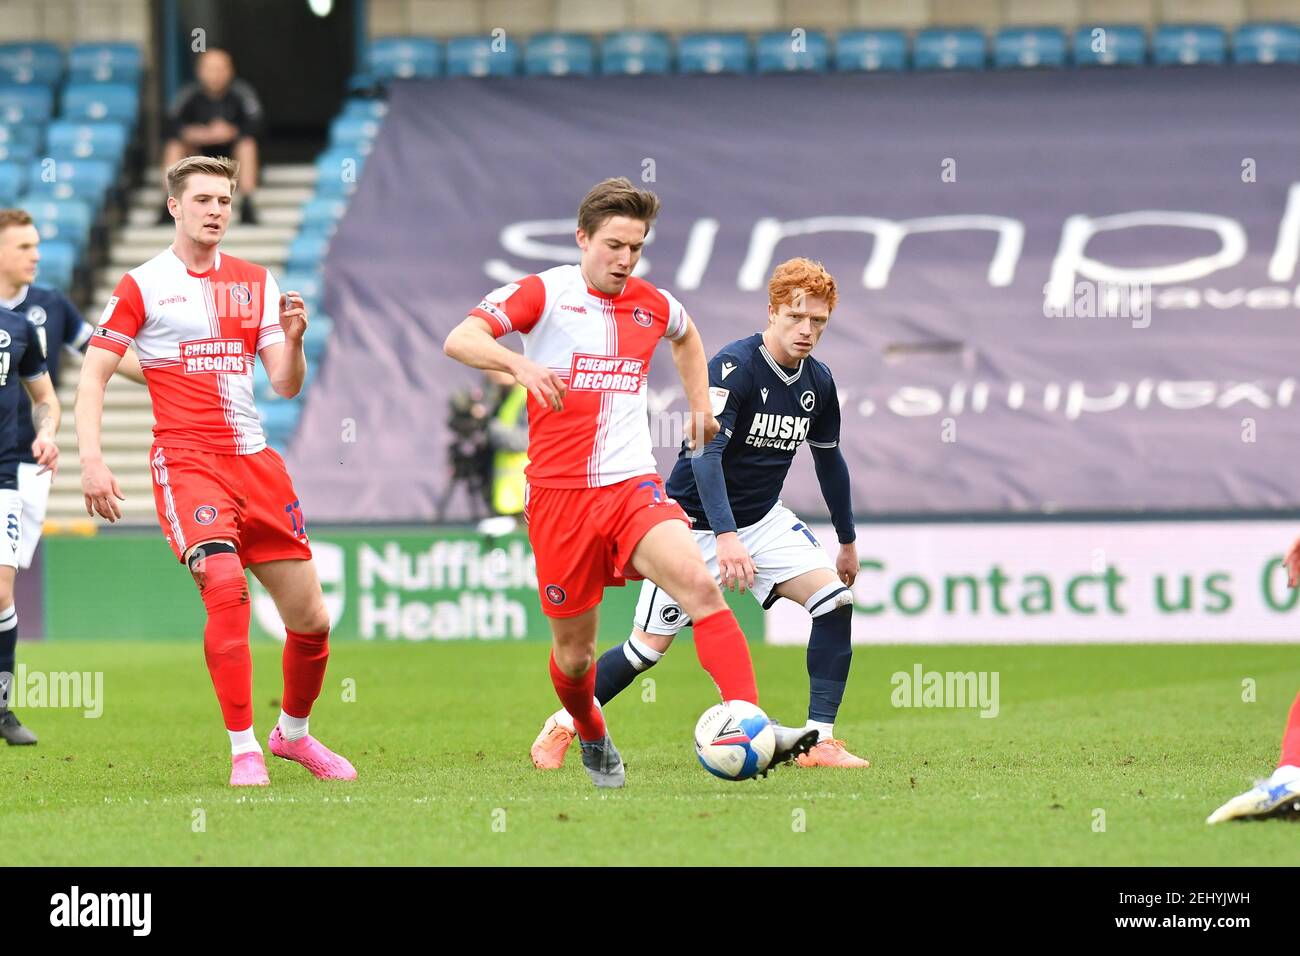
(45, 528, 763, 643)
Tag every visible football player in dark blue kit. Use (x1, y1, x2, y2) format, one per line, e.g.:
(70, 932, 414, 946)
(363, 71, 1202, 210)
(0, 296, 61, 744)
(532, 258, 868, 769)
(0, 210, 143, 573)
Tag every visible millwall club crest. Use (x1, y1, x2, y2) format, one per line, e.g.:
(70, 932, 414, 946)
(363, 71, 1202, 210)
(632, 307, 653, 327)
(800, 390, 816, 412)
(230, 284, 252, 306)
(25, 305, 46, 326)
(660, 604, 682, 626)
(545, 584, 567, 605)
(194, 505, 218, 525)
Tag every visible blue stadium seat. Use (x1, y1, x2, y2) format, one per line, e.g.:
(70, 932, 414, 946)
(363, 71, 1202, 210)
(287, 233, 330, 272)
(601, 31, 671, 75)
(279, 270, 323, 303)
(0, 85, 54, 124)
(446, 35, 522, 77)
(340, 98, 388, 121)
(0, 43, 63, 87)
(1073, 25, 1147, 66)
(756, 30, 830, 73)
(46, 120, 129, 167)
(21, 198, 93, 250)
(0, 162, 25, 204)
(328, 113, 382, 150)
(994, 28, 1067, 68)
(834, 30, 908, 71)
(258, 397, 303, 447)
(68, 42, 142, 85)
(62, 83, 138, 125)
(302, 316, 333, 362)
(34, 239, 76, 290)
(0, 122, 43, 153)
(524, 33, 596, 76)
(678, 34, 751, 74)
(314, 148, 366, 198)
(1154, 25, 1227, 65)
(0, 139, 36, 163)
(913, 29, 986, 70)
(1233, 22, 1300, 64)
(24, 158, 114, 205)
(300, 197, 347, 233)
(369, 37, 441, 81)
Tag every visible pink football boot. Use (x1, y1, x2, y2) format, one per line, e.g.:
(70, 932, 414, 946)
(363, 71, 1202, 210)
(268, 725, 358, 780)
(230, 751, 270, 787)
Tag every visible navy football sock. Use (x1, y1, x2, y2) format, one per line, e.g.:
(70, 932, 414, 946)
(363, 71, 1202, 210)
(0, 604, 17, 706)
(807, 604, 852, 724)
(595, 636, 662, 706)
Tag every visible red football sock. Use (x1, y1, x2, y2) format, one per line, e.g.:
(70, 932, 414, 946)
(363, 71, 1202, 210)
(1279, 689, 1300, 768)
(282, 628, 330, 719)
(549, 651, 606, 742)
(195, 552, 253, 731)
(692, 608, 758, 705)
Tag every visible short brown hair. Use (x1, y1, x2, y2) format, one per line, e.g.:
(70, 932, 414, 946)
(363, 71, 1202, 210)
(166, 155, 239, 199)
(0, 209, 33, 234)
(577, 177, 660, 237)
(768, 257, 839, 314)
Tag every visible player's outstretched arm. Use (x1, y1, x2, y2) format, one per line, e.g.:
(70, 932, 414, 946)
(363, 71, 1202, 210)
(22, 372, 60, 478)
(75, 346, 126, 522)
(444, 316, 566, 411)
(668, 317, 718, 449)
(113, 347, 147, 385)
(811, 444, 859, 586)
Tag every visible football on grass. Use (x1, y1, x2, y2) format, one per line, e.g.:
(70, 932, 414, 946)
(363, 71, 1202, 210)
(694, 700, 776, 780)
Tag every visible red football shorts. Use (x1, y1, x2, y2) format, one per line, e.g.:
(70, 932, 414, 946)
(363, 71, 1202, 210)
(525, 474, 690, 619)
(149, 443, 313, 566)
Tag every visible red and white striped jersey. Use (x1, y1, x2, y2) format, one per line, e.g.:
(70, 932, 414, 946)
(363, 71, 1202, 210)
(90, 248, 284, 455)
(471, 264, 690, 489)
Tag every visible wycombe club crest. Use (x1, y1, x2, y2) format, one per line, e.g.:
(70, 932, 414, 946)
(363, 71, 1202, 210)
(632, 307, 653, 327)
(545, 584, 567, 605)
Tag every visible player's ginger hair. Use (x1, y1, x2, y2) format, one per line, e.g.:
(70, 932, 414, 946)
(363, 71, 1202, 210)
(577, 177, 661, 237)
(769, 257, 838, 314)
(166, 155, 240, 199)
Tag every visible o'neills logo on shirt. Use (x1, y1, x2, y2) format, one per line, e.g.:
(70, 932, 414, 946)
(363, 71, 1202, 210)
(568, 353, 645, 393)
(181, 338, 247, 374)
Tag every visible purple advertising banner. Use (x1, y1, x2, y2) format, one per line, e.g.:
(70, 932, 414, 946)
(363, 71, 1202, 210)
(290, 67, 1300, 521)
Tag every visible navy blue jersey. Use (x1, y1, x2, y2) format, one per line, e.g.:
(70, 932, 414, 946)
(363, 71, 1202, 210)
(667, 333, 841, 530)
(0, 307, 50, 489)
(0, 286, 91, 465)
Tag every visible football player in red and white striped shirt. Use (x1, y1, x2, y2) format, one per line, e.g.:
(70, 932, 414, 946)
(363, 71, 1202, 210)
(444, 178, 816, 787)
(76, 156, 355, 787)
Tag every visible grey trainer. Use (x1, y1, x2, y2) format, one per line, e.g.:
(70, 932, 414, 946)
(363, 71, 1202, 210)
(0, 709, 37, 745)
(579, 734, 625, 788)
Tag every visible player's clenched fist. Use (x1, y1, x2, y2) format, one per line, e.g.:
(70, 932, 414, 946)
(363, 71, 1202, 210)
(716, 532, 756, 593)
(1285, 536, 1300, 588)
(513, 358, 567, 411)
(684, 410, 720, 450)
(279, 291, 308, 342)
(82, 459, 125, 523)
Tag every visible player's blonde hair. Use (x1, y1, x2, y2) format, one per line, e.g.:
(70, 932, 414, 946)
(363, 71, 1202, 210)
(0, 209, 33, 234)
(166, 155, 239, 199)
(768, 257, 838, 314)
(577, 177, 660, 238)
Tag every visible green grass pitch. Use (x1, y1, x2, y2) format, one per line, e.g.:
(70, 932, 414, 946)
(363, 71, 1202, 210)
(5, 640, 1300, 865)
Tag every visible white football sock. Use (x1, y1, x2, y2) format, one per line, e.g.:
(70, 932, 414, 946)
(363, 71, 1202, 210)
(279, 710, 309, 741)
(805, 720, 834, 743)
(228, 726, 261, 755)
(1268, 764, 1300, 785)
